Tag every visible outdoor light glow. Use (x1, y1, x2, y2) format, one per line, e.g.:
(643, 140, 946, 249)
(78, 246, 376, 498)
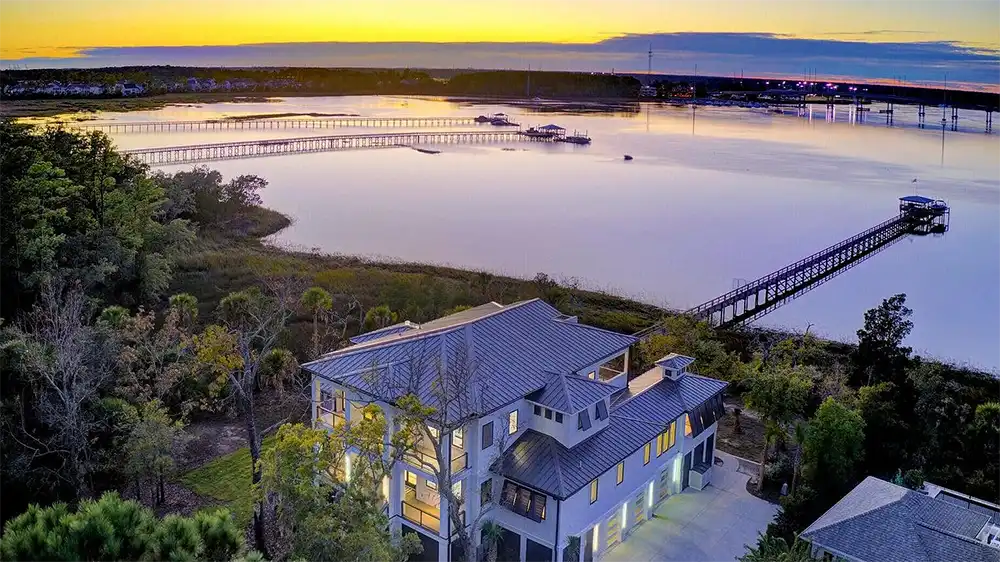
(621, 502, 627, 528)
(647, 481, 654, 507)
(592, 524, 599, 553)
(344, 454, 352, 480)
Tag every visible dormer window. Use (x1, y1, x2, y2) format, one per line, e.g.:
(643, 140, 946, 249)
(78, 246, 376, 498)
(578, 410, 592, 430)
(594, 400, 608, 421)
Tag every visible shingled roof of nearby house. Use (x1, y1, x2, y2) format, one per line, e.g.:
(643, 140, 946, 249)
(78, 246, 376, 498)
(498, 372, 727, 499)
(801, 477, 999, 562)
(303, 299, 637, 417)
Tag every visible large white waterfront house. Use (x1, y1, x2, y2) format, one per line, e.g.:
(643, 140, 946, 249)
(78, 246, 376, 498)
(303, 299, 727, 562)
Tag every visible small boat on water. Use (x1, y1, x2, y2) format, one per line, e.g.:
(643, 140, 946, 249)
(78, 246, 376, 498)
(623, 154, 633, 161)
(474, 115, 492, 123)
(557, 130, 591, 145)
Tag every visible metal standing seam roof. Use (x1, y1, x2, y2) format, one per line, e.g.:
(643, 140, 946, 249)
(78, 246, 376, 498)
(801, 477, 999, 562)
(900, 195, 936, 204)
(655, 353, 696, 371)
(498, 373, 728, 499)
(349, 322, 418, 344)
(302, 299, 637, 418)
(527, 372, 620, 414)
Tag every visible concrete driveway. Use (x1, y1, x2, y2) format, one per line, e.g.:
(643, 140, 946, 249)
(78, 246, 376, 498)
(603, 452, 778, 562)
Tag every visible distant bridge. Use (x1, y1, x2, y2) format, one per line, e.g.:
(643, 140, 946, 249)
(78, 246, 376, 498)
(65, 116, 499, 134)
(635, 197, 951, 337)
(123, 130, 545, 165)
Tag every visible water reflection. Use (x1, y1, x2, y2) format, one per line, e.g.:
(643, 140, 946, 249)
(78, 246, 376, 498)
(88, 95, 998, 369)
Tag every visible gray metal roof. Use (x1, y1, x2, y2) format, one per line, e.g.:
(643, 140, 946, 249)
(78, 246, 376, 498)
(655, 353, 696, 371)
(349, 322, 417, 344)
(498, 373, 728, 499)
(801, 477, 998, 562)
(528, 372, 618, 414)
(303, 299, 637, 419)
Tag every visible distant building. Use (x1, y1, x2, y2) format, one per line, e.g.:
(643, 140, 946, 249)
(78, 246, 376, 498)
(639, 85, 657, 97)
(801, 476, 1000, 561)
(117, 82, 145, 96)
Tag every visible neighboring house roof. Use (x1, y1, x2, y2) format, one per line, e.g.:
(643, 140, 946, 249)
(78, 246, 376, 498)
(801, 476, 998, 562)
(900, 195, 936, 204)
(303, 299, 637, 418)
(498, 372, 727, 499)
(527, 372, 618, 414)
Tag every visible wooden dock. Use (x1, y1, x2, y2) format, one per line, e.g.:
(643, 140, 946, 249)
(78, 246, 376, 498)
(635, 197, 951, 336)
(64, 116, 505, 134)
(123, 130, 548, 165)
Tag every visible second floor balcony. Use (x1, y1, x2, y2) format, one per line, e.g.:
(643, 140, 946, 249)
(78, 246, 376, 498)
(403, 445, 469, 476)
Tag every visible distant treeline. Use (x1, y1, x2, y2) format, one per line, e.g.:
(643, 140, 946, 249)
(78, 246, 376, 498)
(0, 67, 643, 99)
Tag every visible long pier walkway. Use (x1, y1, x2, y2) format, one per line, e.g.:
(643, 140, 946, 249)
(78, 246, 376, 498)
(65, 116, 499, 134)
(124, 130, 544, 165)
(636, 196, 950, 336)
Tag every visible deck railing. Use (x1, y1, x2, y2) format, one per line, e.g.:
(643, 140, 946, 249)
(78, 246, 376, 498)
(402, 500, 441, 533)
(316, 404, 346, 428)
(403, 448, 469, 475)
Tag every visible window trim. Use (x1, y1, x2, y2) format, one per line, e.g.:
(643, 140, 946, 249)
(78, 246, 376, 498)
(589, 479, 599, 504)
(426, 478, 437, 490)
(616, 462, 624, 485)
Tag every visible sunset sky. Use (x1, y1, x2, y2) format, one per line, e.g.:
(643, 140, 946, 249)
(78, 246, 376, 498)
(3, 0, 998, 59)
(1, 0, 998, 87)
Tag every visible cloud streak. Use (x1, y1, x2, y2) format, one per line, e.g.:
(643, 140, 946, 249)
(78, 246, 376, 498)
(3, 32, 998, 88)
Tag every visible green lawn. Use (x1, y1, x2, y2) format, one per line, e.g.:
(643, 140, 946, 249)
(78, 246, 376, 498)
(180, 437, 275, 528)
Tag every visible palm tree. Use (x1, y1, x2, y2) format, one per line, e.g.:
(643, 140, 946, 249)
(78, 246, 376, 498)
(790, 422, 808, 494)
(300, 287, 333, 359)
(480, 520, 504, 562)
(759, 421, 785, 492)
(739, 533, 812, 562)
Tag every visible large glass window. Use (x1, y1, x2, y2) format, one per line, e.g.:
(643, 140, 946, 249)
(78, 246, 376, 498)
(616, 462, 624, 485)
(453, 427, 464, 448)
(590, 479, 599, 504)
(508, 410, 519, 435)
(685, 414, 693, 437)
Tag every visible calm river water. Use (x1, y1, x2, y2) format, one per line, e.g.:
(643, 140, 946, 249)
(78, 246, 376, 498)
(94, 95, 999, 370)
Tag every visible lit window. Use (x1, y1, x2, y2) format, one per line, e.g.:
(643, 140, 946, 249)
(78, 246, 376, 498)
(452, 480, 463, 499)
(453, 427, 464, 448)
(685, 414, 692, 437)
(656, 433, 664, 456)
(616, 462, 624, 485)
(643, 443, 651, 465)
(427, 478, 437, 490)
(669, 421, 678, 448)
(588, 371, 596, 380)
(533, 404, 542, 416)
(428, 426, 439, 440)
(405, 471, 417, 487)
(590, 479, 599, 504)
(508, 409, 518, 435)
